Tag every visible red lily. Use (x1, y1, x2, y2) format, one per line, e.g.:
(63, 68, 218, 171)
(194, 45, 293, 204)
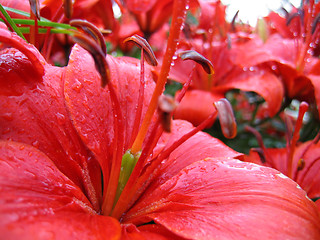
(162, 0, 284, 126)
(1, 2, 320, 239)
(244, 102, 320, 207)
(235, 0, 320, 118)
(120, 0, 200, 38)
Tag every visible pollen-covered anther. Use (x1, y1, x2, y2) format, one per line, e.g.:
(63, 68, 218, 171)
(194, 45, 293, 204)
(158, 94, 178, 132)
(214, 98, 237, 139)
(124, 35, 158, 66)
(178, 50, 214, 74)
(72, 32, 110, 87)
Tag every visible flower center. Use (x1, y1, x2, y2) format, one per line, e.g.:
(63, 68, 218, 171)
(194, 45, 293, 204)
(101, 0, 190, 218)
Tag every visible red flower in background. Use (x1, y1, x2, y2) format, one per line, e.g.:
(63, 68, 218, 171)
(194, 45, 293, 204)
(236, 0, 320, 119)
(245, 102, 320, 208)
(1, 0, 320, 238)
(120, 0, 199, 38)
(159, 0, 284, 127)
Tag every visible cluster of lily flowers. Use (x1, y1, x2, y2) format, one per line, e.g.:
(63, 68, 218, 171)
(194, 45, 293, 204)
(0, 0, 320, 239)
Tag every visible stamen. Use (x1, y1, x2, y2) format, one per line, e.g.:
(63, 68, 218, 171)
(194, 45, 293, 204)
(231, 10, 239, 32)
(70, 19, 107, 56)
(214, 98, 237, 139)
(158, 94, 178, 132)
(101, 83, 125, 216)
(293, 132, 320, 181)
(122, 35, 157, 147)
(312, 13, 320, 34)
(298, 156, 320, 192)
(287, 101, 309, 178)
(28, 0, 40, 20)
(130, 0, 189, 154)
(245, 125, 277, 169)
(71, 32, 110, 87)
(112, 109, 218, 220)
(178, 50, 214, 74)
(41, 3, 64, 61)
(124, 35, 158, 66)
(175, 65, 195, 103)
(297, 158, 305, 171)
(29, 8, 38, 48)
(63, 0, 73, 19)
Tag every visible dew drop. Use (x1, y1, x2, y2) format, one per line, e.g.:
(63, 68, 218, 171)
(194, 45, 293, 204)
(72, 79, 83, 92)
(56, 112, 66, 125)
(2, 112, 13, 121)
(32, 140, 40, 148)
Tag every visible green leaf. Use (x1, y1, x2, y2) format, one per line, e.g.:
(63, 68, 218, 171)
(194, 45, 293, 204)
(0, 4, 26, 40)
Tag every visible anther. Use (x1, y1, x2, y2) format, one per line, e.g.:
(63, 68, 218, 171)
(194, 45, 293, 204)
(158, 94, 178, 132)
(28, 0, 40, 20)
(70, 19, 107, 56)
(124, 35, 158, 66)
(72, 32, 110, 87)
(297, 158, 305, 171)
(178, 50, 214, 74)
(64, 0, 73, 19)
(214, 98, 237, 139)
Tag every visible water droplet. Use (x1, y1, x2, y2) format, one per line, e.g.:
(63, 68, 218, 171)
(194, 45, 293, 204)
(2, 112, 13, 121)
(2, 128, 10, 134)
(24, 169, 37, 179)
(72, 79, 83, 92)
(32, 140, 40, 148)
(307, 49, 313, 55)
(271, 65, 277, 70)
(56, 112, 66, 125)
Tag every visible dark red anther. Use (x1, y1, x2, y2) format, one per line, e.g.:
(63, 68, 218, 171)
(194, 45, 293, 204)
(214, 98, 237, 139)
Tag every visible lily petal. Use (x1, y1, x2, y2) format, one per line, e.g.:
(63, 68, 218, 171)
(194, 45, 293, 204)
(174, 89, 222, 126)
(64, 44, 156, 165)
(0, 41, 102, 209)
(245, 140, 320, 200)
(0, 140, 121, 240)
(215, 68, 284, 117)
(125, 158, 320, 239)
(307, 74, 320, 118)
